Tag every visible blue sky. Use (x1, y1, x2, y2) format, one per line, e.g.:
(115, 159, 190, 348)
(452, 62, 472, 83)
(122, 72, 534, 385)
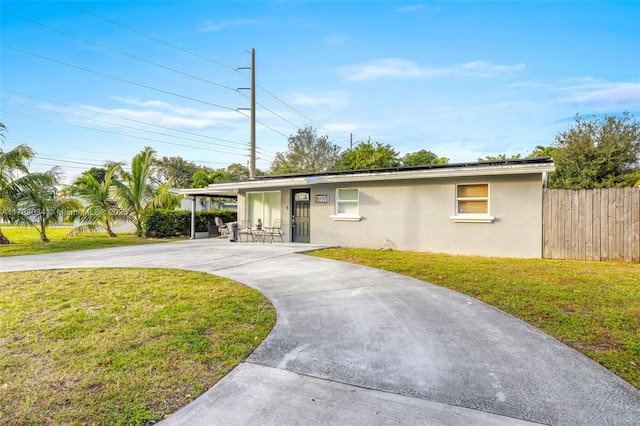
(1, 1, 639, 184)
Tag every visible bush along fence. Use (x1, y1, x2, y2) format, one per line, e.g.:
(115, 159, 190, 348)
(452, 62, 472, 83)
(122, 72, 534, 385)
(141, 209, 237, 238)
(543, 188, 640, 262)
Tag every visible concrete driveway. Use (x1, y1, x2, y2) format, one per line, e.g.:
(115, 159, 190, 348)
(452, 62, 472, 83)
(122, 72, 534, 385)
(2, 239, 639, 425)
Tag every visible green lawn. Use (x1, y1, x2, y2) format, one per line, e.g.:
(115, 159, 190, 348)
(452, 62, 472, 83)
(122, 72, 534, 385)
(309, 248, 640, 389)
(0, 268, 275, 425)
(0, 226, 182, 257)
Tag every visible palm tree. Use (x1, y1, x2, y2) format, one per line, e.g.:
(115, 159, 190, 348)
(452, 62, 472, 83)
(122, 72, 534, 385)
(113, 147, 180, 236)
(0, 135, 45, 244)
(65, 162, 128, 237)
(12, 167, 82, 242)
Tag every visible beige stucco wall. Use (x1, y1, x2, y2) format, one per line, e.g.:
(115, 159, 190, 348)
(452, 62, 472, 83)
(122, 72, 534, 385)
(238, 173, 545, 258)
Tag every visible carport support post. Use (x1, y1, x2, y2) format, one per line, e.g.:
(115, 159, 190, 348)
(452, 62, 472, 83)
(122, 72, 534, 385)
(190, 196, 196, 240)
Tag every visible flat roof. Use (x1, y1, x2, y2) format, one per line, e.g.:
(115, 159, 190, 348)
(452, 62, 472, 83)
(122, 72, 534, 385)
(178, 157, 555, 196)
(256, 156, 554, 180)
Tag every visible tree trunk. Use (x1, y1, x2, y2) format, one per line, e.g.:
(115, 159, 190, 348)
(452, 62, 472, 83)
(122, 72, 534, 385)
(0, 229, 10, 245)
(39, 221, 50, 243)
(105, 221, 117, 237)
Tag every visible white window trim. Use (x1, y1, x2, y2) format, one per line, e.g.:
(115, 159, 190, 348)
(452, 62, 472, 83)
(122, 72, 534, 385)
(449, 214, 495, 223)
(329, 213, 362, 221)
(332, 188, 362, 221)
(450, 183, 494, 223)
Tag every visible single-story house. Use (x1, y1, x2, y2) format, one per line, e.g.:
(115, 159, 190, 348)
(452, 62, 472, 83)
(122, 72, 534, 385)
(179, 157, 555, 258)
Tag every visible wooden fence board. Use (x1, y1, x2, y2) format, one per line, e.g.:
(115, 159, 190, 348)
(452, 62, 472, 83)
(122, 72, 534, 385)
(631, 188, 637, 261)
(585, 189, 593, 260)
(567, 190, 574, 259)
(578, 190, 586, 260)
(542, 190, 552, 259)
(592, 189, 601, 261)
(601, 189, 609, 260)
(608, 189, 617, 260)
(542, 187, 640, 262)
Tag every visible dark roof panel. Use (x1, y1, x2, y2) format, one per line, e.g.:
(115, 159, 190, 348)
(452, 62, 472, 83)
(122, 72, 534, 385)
(256, 157, 554, 181)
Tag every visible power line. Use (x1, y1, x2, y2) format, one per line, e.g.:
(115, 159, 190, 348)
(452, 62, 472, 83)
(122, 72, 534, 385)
(256, 82, 351, 144)
(1, 45, 240, 112)
(31, 161, 91, 170)
(236, 69, 352, 145)
(2, 99, 249, 155)
(37, 156, 105, 167)
(59, 0, 239, 72)
(0, 110, 249, 157)
(2, 89, 248, 148)
(56, 1, 347, 145)
(5, 138, 118, 158)
(1, 10, 240, 93)
(6, 2, 340, 164)
(236, 109, 289, 139)
(9, 137, 236, 167)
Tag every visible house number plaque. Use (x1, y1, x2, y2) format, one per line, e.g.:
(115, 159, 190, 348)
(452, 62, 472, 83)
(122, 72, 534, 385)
(315, 195, 328, 203)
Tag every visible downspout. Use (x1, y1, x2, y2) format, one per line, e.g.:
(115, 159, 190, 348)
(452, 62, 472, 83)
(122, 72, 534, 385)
(190, 196, 196, 240)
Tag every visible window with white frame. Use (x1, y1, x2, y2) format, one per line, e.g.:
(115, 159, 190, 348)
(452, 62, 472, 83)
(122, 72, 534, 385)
(246, 191, 281, 228)
(451, 183, 494, 222)
(330, 188, 361, 221)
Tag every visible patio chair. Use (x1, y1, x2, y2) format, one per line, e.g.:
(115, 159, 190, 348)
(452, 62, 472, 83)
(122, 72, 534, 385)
(237, 220, 253, 243)
(265, 219, 284, 243)
(214, 216, 228, 238)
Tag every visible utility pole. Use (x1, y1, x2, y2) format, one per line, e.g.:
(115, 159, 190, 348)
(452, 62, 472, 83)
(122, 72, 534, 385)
(249, 48, 256, 180)
(237, 48, 256, 180)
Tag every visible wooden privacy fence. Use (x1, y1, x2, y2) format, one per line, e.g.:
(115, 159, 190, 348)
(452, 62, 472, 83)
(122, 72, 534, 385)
(543, 188, 640, 262)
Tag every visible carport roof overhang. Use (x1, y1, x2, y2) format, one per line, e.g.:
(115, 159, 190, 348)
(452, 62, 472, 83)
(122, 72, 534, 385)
(176, 157, 555, 196)
(177, 188, 239, 198)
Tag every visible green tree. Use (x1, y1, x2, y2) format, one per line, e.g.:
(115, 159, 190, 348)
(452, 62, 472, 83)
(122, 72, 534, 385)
(12, 167, 81, 242)
(154, 156, 207, 188)
(85, 167, 107, 184)
(225, 163, 251, 182)
(0, 124, 53, 244)
(341, 141, 400, 170)
(65, 162, 129, 237)
(191, 169, 227, 188)
(402, 149, 448, 166)
(528, 145, 556, 158)
(112, 147, 180, 235)
(271, 125, 342, 174)
(477, 153, 522, 162)
(550, 112, 640, 189)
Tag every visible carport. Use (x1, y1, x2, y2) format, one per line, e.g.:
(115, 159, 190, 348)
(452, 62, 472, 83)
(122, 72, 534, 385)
(176, 187, 238, 240)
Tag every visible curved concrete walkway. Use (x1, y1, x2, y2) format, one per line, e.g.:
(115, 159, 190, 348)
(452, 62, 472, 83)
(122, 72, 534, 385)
(2, 240, 639, 425)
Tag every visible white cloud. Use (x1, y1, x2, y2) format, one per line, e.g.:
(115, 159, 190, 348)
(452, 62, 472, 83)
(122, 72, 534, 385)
(460, 61, 525, 77)
(324, 122, 361, 135)
(324, 33, 347, 45)
(395, 4, 441, 13)
(290, 91, 348, 107)
(113, 98, 172, 108)
(396, 4, 425, 13)
(556, 82, 640, 107)
(340, 58, 525, 81)
(200, 18, 259, 32)
(78, 99, 244, 130)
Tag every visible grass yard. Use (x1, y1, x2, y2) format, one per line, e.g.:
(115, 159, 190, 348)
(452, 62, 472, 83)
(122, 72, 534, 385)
(0, 268, 275, 425)
(0, 226, 181, 257)
(309, 248, 640, 389)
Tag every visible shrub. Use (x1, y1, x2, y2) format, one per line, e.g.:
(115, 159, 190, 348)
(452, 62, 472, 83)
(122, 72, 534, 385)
(141, 209, 237, 238)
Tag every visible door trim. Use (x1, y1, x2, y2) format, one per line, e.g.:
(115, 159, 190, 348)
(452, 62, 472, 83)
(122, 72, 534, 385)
(291, 188, 311, 243)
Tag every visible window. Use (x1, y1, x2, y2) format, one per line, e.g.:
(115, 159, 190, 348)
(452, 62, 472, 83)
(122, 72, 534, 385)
(451, 183, 494, 223)
(331, 188, 361, 221)
(247, 191, 281, 227)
